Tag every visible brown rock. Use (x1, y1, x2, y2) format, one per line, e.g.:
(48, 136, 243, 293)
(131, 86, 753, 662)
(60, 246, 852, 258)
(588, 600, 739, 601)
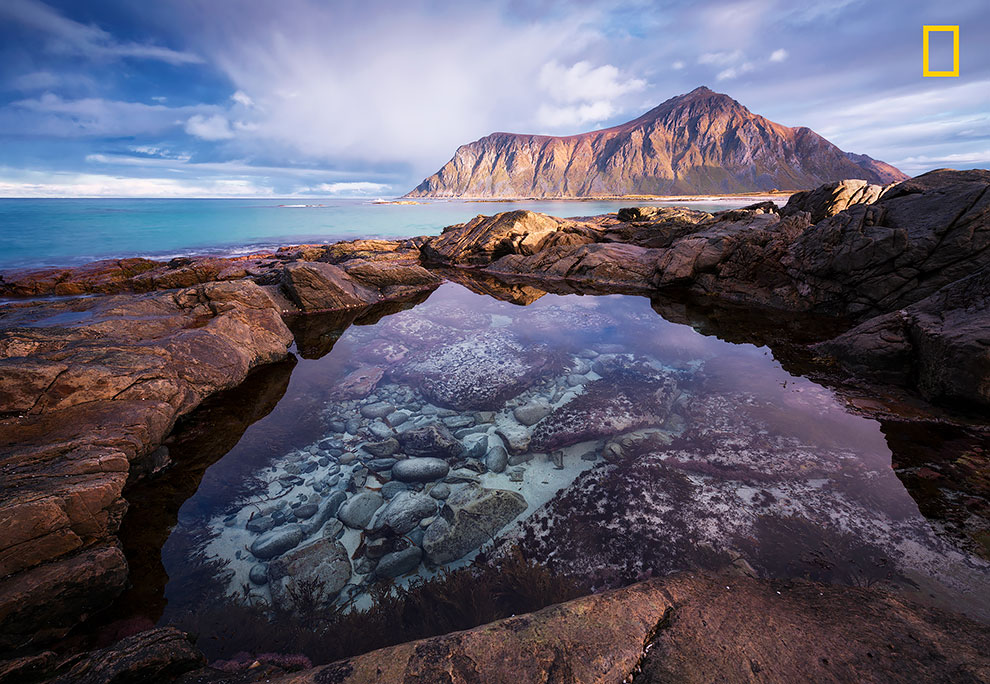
(0, 544, 128, 649)
(50, 627, 203, 684)
(781, 178, 891, 223)
(270, 573, 990, 684)
(281, 261, 380, 312)
(422, 210, 599, 266)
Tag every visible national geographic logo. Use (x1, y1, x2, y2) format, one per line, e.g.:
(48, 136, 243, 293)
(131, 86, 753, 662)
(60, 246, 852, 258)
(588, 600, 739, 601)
(923, 26, 959, 77)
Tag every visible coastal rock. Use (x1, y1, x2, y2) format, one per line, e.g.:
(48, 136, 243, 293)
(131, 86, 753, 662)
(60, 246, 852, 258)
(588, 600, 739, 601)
(422, 210, 599, 265)
(267, 573, 990, 684)
(249, 563, 269, 585)
(374, 491, 437, 535)
(423, 485, 527, 564)
(787, 168, 990, 317)
(780, 178, 891, 223)
(268, 537, 351, 605)
(249, 524, 304, 560)
(362, 437, 399, 458)
(46, 626, 204, 684)
(530, 368, 678, 451)
(337, 492, 384, 530)
(391, 457, 451, 483)
(816, 264, 990, 410)
(281, 261, 379, 312)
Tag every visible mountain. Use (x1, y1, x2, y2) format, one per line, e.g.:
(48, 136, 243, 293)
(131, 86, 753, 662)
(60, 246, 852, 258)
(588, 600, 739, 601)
(405, 87, 908, 198)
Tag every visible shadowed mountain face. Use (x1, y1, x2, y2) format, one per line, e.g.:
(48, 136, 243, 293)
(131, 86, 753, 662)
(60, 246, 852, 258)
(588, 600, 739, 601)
(406, 87, 908, 198)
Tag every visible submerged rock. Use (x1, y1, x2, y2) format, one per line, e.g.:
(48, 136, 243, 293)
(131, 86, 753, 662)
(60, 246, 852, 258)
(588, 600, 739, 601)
(268, 537, 351, 605)
(423, 485, 527, 564)
(485, 444, 509, 473)
(394, 329, 559, 410)
(392, 457, 451, 483)
(514, 398, 552, 426)
(249, 563, 268, 586)
(530, 368, 678, 451)
(249, 524, 304, 560)
(375, 491, 438, 535)
(337, 491, 385, 529)
(399, 423, 463, 459)
(375, 546, 423, 579)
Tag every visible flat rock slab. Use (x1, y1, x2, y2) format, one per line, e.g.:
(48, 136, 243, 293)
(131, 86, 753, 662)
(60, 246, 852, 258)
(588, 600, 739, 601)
(269, 572, 990, 684)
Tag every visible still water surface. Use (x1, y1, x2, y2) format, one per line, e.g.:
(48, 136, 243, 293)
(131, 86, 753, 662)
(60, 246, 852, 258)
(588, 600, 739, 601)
(153, 281, 990, 656)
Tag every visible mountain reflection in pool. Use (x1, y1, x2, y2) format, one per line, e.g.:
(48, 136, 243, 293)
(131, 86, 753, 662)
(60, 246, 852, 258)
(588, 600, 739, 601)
(160, 281, 990, 633)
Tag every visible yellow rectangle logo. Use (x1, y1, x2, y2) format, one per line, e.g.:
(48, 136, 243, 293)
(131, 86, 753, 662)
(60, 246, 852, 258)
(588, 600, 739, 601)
(923, 25, 959, 77)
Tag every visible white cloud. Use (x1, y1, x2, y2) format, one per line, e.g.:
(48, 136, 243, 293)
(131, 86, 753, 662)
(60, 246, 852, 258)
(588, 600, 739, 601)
(671, 60, 685, 70)
(9, 70, 61, 90)
(0, 169, 273, 198)
(309, 182, 392, 196)
(717, 63, 755, 80)
(533, 60, 645, 130)
(179, 2, 606, 172)
(4, 94, 215, 136)
(185, 114, 235, 140)
(536, 101, 617, 129)
(0, 0, 202, 65)
(769, 48, 788, 62)
(538, 60, 645, 105)
(698, 50, 744, 66)
(231, 90, 254, 107)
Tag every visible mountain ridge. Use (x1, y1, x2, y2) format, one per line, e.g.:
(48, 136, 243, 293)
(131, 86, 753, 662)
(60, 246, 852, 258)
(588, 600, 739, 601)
(405, 86, 908, 198)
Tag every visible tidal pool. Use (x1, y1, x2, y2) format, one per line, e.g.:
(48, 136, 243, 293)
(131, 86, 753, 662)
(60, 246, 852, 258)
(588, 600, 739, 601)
(146, 281, 990, 660)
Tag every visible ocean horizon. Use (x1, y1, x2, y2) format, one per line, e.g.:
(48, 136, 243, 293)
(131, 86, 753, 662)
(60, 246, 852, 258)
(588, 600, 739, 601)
(0, 196, 760, 271)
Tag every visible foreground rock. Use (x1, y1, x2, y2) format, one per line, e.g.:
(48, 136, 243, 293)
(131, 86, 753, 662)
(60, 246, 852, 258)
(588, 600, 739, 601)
(0, 281, 294, 649)
(270, 572, 990, 684)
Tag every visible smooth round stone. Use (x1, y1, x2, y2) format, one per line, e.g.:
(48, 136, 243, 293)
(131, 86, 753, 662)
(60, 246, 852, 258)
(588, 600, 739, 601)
(250, 524, 304, 560)
(375, 491, 438, 534)
(366, 458, 398, 472)
(360, 402, 395, 419)
(294, 503, 319, 520)
(249, 563, 269, 586)
(429, 483, 451, 500)
(381, 481, 409, 499)
(337, 491, 385, 529)
(329, 421, 347, 433)
(246, 515, 274, 534)
(392, 457, 450, 483)
(345, 418, 362, 434)
(369, 421, 394, 440)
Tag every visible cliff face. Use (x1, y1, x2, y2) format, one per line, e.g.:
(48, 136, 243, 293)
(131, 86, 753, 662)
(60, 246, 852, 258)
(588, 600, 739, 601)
(406, 87, 908, 198)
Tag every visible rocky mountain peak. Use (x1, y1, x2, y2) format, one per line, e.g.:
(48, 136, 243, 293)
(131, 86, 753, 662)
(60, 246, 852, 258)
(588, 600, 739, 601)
(406, 87, 908, 198)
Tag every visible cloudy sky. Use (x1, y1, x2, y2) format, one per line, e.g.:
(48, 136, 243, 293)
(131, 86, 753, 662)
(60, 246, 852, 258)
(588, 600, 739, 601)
(0, 0, 987, 197)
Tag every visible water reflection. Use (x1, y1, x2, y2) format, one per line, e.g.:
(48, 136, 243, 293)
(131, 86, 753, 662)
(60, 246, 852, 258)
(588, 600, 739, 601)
(150, 280, 989, 644)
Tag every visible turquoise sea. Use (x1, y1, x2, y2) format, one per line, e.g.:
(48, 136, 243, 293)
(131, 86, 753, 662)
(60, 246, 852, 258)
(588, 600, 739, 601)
(0, 197, 754, 271)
